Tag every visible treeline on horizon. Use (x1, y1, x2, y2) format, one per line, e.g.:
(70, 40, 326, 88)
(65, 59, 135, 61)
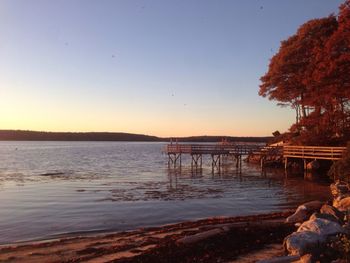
(0, 130, 271, 143)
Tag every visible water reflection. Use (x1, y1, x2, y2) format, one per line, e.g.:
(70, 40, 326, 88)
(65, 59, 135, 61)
(0, 142, 332, 244)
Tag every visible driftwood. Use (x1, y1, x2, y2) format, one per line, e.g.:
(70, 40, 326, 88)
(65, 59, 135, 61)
(257, 255, 300, 263)
(177, 219, 292, 245)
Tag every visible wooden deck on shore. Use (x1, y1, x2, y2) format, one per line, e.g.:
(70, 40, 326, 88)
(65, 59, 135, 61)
(283, 145, 346, 170)
(164, 143, 346, 172)
(283, 145, 346, 160)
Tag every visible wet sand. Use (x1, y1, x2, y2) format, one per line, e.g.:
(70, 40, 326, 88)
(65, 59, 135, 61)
(0, 211, 295, 263)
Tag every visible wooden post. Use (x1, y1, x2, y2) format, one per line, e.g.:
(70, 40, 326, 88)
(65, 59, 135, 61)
(211, 154, 214, 173)
(191, 154, 193, 170)
(260, 156, 264, 170)
(284, 157, 288, 170)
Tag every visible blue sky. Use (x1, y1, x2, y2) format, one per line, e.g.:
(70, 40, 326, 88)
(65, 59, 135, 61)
(0, 0, 344, 136)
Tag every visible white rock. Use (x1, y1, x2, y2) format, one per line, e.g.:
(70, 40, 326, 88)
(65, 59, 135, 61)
(286, 206, 308, 223)
(309, 212, 341, 224)
(285, 217, 345, 256)
(297, 218, 345, 236)
(283, 231, 324, 256)
(286, 201, 323, 223)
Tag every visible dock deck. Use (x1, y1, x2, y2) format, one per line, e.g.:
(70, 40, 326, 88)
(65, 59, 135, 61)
(164, 143, 346, 172)
(165, 143, 280, 172)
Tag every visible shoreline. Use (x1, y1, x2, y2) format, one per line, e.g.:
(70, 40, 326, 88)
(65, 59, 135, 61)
(0, 211, 294, 262)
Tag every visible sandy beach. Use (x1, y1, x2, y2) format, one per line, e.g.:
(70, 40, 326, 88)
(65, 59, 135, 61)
(0, 211, 294, 263)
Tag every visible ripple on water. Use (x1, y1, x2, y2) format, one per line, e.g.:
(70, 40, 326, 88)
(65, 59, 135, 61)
(0, 141, 332, 244)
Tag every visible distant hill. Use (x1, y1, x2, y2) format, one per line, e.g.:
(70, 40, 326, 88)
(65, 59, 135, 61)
(0, 130, 272, 143)
(0, 130, 161, 141)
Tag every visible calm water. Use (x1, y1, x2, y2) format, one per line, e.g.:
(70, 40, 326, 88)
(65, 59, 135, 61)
(0, 141, 331, 244)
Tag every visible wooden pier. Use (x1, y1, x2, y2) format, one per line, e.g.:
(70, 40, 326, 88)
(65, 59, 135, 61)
(165, 143, 347, 172)
(165, 143, 276, 172)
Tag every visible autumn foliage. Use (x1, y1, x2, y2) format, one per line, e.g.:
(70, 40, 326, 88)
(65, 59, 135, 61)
(260, 0, 350, 145)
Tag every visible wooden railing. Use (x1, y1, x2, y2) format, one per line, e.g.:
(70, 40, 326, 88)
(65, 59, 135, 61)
(165, 144, 346, 160)
(283, 145, 346, 160)
(165, 144, 267, 155)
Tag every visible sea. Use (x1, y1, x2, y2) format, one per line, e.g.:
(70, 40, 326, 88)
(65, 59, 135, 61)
(0, 141, 331, 244)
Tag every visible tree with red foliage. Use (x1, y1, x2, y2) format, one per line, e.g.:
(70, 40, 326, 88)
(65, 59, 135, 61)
(316, 0, 350, 140)
(259, 0, 350, 145)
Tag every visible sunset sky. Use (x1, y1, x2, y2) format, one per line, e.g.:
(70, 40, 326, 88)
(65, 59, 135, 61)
(0, 0, 344, 137)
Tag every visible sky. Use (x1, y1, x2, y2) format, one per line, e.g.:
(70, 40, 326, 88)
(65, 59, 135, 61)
(0, 0, 345, 137)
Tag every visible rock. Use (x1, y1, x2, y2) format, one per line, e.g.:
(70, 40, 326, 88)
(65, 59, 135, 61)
(284, 218, 345, 258)
(342, 222, 350, 234)
(298, 254, 313, 263)
(286, 201, 324, 223)
(331, 259, 347, 263)
(309, 212, 341, 225)
(333, 198, 341, 209)
(330, 183, 350, 199)
(297, 218, 345, 236)
(176, 227, 228, 245)
(334, 196, 350, 212)
(306, 160, 320, 170)
(256, 255, 300, 263)
(286, 207, 309, 224)
(283, 231, 324, 256)
(320, 204, 344, 222)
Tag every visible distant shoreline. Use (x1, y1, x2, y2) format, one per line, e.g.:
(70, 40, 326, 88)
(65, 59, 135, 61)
(0, 130, 272, 143)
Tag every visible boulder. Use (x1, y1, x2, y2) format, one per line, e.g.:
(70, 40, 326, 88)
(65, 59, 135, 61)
(320, 204, 344, 223)
(283, 231, 324, 256)
(309, 212, 341, 225)
(331, 260, 347, 263)
(334, 196, 350, 212)
(286, 207, 309, 224)
(299, 254, 313, 263)
(333, 198, 341, 209)
(256, 255, 300, 263)
(284, 218, 345, 256)
(330, 183, 350, 199)
(297, 218, 345, 236)
(286, 201, 324, 223)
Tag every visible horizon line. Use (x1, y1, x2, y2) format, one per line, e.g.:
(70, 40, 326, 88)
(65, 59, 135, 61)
(0, 129, 273, 139)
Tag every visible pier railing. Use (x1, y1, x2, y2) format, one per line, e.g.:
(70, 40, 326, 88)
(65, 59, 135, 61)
(165, 144, 346, 160)
(165, 143, 347, 171)
(165, 144, 271, 155)
(283, 145, 346, 160)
